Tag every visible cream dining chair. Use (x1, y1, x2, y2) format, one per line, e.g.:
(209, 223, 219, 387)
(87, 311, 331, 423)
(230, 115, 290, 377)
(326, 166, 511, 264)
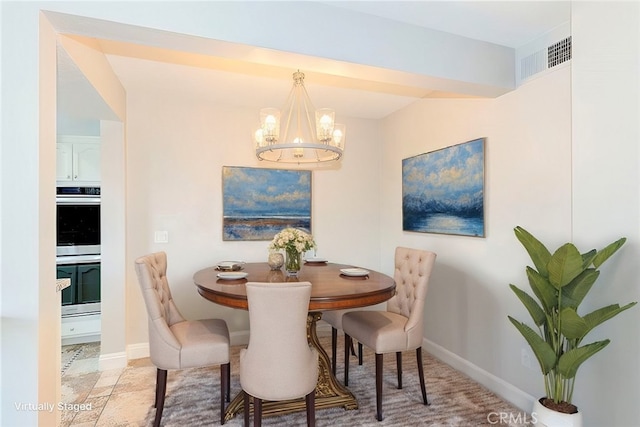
(321, 309, 360, 375)
(342, 247, 437, 421)
(135, 252, 231, 426)
(240, 281, 318, 427)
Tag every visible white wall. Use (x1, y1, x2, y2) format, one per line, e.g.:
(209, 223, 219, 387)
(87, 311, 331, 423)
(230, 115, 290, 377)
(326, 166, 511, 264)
(0, 5, 59, 425)
(380, 67, 573, 411)
(99, 120, 127, 368)
(379, 3, 640, 425)
(123, 87, 383, 347)
(570, 3, 640, 426)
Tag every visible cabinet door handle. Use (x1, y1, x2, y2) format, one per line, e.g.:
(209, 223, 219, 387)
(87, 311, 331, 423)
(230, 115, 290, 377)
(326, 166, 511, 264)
(73, 152, 79, 181)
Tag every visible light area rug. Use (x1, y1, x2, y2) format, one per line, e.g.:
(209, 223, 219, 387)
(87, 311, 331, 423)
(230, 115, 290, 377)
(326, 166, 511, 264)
(146, 335, 530, 426)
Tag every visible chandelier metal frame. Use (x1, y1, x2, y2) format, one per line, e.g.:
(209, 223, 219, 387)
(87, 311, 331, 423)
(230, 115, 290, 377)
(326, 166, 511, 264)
(254, 70, 345, 164)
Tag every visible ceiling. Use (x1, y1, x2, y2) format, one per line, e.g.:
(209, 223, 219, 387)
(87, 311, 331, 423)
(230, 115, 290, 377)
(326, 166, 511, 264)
(56, 2, 571, 126)
(325, 1, 570, 48)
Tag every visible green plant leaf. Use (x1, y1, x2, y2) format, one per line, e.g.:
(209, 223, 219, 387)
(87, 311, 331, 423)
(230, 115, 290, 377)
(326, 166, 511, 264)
(582, 302, 638, 335)
(559, 308, 588, 339)
(557, 340, 610, 379)
(508, 316, 557, 374)
(592, 237, 626, 269)
(548, 243, 584, 289)
(561, 269, 599, 309)
(510, 228, 635, 403)
(581, 249, 597, 269)
(526, 267, 557, 312)
(514, 226, 551, 277)
(510, 284, 546, 326)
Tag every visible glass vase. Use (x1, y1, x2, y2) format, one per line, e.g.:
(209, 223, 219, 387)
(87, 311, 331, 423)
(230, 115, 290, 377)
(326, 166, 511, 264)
(285, 248, 302, 276)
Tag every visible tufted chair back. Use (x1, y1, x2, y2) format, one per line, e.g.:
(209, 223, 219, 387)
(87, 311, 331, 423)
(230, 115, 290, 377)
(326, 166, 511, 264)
(341, 246, 437, 421)
(386, 247, 437, 347)
(135, 251, 186, 368)
(135, 252, 231, 426)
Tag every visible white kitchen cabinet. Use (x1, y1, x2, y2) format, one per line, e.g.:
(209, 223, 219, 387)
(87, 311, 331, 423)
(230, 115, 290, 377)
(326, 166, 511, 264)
(61, 313, 101, 345)
(56, 136, 101, 184)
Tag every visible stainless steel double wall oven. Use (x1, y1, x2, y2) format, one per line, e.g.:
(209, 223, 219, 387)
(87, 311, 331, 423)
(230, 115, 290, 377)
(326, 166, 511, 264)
(56, 186, 101, 317)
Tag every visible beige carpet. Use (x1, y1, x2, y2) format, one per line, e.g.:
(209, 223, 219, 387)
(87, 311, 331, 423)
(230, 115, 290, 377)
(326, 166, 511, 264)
(142, 335, 529, 426)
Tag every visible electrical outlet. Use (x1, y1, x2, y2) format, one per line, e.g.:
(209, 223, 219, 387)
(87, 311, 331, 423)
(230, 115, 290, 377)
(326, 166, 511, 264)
(521, 348, 532, 369)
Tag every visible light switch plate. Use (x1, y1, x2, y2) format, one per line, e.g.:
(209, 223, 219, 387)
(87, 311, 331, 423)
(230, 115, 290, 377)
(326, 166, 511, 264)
(154, 231, 169, 243)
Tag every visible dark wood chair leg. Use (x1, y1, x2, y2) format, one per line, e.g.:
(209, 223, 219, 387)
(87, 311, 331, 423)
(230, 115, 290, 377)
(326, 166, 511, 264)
(331, 327, 338, 376)
(154, 368, 167, 427)
(243, 392, 250, 427)
(396, 351, 403, 389)
(375, 353, 384, 421)
(344, 334, 351, 386)
(254, 397, 262, 427)
(225, 362, 231, 402)
(306, 390, 316, 427)
(417, 347, 429, 405)
(358, 342, 363, 365)
(220, 363, 230, 424)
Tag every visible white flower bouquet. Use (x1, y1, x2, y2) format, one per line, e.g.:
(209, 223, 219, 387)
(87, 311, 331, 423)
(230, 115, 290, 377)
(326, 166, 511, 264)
(269, 227, 316, 253)
(269, 228, 316, 274)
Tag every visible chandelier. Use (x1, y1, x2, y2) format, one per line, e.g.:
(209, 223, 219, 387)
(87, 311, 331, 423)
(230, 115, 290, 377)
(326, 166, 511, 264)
(254, 70, 345, 164)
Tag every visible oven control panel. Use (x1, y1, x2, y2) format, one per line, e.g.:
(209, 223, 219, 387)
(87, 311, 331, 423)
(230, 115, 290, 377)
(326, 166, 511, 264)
(57, 186, 101, 196)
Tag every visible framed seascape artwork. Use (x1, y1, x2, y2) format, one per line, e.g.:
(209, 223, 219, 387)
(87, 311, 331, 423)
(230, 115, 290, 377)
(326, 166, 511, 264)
(222, 166, 312, 241)
(402, 138, 485, 237)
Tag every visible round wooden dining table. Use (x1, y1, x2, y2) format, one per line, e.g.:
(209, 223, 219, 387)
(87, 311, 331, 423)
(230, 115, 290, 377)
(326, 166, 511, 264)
(194, 261, 396, 421)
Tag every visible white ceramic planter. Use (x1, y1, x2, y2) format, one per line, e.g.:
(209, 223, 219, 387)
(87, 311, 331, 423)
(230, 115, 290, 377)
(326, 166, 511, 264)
(532, 399, 582, 427)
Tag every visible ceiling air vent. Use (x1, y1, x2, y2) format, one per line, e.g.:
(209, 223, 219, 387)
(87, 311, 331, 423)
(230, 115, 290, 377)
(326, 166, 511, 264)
(520, 50, 546, 81)
(548, 36, 572, 68)
(518, 35, 572, 83)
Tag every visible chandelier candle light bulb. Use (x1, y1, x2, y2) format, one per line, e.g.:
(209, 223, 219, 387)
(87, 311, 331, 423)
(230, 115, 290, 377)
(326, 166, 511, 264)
(316, 108, 335, 142)
(259, 108, 280, 145)
(332, 124, 345, 149)
(293, 137, 304, 158)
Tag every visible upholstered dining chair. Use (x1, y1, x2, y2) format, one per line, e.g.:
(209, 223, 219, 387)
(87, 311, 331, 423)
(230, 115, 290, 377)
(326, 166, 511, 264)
(135, 252, 231, 427)
(240, 281, 318, 427)
(321, 310, 360, 375)
(342, 247, 437, 421)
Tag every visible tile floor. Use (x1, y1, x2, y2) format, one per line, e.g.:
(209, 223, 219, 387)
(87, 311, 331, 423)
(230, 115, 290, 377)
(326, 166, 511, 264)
(61, 342, 156, 426)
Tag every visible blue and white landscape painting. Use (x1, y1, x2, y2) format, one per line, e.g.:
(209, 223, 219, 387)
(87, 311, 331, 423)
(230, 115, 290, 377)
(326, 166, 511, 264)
(402, 138, 485, 237)
(222, 166, 312, 241)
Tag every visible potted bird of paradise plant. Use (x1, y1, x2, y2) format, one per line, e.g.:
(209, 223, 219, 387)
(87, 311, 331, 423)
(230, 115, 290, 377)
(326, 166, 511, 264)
(508, 226, 636, 426)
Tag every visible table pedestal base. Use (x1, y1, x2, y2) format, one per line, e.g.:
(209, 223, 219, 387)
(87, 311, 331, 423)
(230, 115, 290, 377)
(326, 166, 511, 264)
(224, 312, 358, 422)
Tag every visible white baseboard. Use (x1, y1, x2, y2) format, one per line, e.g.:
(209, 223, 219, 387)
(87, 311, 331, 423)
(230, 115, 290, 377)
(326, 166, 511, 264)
(61, 333, 100, 346)
(423, 338, 535, 412)
(126, 342, 149, 360)
(98, 351, 127, 371)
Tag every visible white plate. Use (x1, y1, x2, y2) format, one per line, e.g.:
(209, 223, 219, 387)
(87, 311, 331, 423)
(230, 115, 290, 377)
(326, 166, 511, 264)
(340, 268, 370, 277)
(217, 272, 248, 280)
(305, 257, 328, 263)
(215, 261, 245, 271)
